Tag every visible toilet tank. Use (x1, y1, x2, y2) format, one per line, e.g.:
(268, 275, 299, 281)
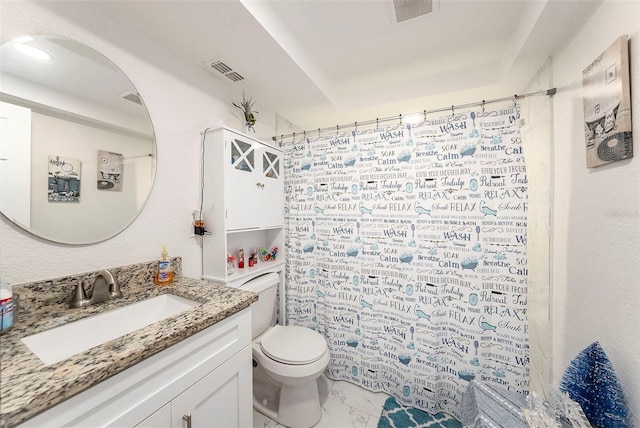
(240, 273, 279, 338)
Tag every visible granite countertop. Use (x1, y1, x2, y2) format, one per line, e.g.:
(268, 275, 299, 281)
(0, 264, 257, 427)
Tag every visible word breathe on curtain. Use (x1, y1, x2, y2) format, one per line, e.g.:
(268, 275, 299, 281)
(282, 103, 528, 418)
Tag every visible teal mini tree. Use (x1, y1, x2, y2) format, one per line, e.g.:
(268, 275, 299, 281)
(560, 341, 632, 428)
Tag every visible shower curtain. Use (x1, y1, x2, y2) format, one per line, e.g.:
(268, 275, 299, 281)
(282, 103, 529, 418)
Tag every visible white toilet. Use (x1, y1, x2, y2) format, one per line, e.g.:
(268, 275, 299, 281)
(241, 273, 330, 428)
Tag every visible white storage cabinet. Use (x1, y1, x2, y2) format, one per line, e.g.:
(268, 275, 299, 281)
(202, 127, 285, 283)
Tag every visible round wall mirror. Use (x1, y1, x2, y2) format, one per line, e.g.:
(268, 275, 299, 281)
(0, 35, 156, 244)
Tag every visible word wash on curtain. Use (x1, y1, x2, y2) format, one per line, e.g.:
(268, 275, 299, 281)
(282, 102, 528, 418)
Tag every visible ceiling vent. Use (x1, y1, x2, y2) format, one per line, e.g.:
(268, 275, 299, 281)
(393, 0, 437, 23)
(203, 59, 245, 83)
(225, 71, 244, 82)
(119, 90, 142, 105)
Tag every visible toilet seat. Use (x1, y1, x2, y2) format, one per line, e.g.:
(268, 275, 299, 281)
(260, 325, 327, 365)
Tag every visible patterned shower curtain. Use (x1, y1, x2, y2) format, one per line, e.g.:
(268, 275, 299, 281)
(282, 103, 529, 418)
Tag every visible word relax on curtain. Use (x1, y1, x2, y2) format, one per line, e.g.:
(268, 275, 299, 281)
(282, 103, 528, 419)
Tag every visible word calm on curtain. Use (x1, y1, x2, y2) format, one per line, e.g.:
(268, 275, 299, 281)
(282, 103, 529, 418)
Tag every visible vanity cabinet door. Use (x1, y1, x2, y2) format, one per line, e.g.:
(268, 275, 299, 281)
(135, 403, 171, 428)
(170, 345, 252, 428)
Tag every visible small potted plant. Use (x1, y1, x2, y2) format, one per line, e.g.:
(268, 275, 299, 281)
(233, 91, 258, 133)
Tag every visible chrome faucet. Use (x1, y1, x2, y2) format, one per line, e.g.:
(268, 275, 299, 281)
(71, 270, 122, 308)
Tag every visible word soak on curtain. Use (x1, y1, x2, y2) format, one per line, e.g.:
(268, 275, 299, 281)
(282, 103, 529, 418)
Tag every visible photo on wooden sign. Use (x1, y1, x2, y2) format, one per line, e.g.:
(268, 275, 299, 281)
(583, 35, 633, 168)
(97, 150, 123, 191)
(48, 155, 81, 202)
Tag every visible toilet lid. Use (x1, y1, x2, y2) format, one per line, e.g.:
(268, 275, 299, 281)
(260, 325, 327, 365)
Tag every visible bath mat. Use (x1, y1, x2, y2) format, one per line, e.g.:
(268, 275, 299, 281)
(560, 341, 632, 428)
(377, 397, 462, 428)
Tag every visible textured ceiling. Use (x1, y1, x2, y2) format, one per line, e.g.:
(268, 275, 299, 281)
(14, 0, 602, 132)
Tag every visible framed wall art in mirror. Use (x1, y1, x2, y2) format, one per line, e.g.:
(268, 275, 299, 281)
(0, 35, 156, 244)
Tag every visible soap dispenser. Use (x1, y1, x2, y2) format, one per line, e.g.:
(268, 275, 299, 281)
(155, 245, 173, 285)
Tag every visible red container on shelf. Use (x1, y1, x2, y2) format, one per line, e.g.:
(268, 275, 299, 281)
(238, 249, 245, 269)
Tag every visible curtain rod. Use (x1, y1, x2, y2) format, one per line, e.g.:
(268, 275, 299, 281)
(273, 87, 556, 142)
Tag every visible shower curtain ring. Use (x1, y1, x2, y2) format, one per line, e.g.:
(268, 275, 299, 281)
(451, 105, 455, 117)
(482, 100, 486, 113)
(355, 121, 358, 132)
(318, 128, 321, 137)
(399, 113, 402, 125)
(424, 110, 427, 122)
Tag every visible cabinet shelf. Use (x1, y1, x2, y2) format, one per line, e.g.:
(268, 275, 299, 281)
(203, 260, 284, 285)
(226, 225, 282, 234)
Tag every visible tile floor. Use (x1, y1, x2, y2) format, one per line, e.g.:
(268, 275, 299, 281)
(253, 374, 389, 428)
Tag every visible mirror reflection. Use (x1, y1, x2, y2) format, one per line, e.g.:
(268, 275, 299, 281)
(0, 35, 156, 244)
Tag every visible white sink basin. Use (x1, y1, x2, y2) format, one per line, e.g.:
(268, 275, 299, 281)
(21, 294, 199, 366)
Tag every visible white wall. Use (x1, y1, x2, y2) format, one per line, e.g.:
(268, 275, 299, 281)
(29, 112, 153, 243)
(0, 1, 276, 283)
(551, 0, 640, 418)
(2, 72, 153, 136)
(521, 58, 553, 399)
(0, 102, 31, 230)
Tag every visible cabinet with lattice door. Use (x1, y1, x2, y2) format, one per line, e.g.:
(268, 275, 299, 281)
(202, 127, 284, 283)
(225, 131, 283, 230)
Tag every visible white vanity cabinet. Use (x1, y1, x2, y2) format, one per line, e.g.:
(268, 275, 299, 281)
(169, 351, 250, 428)
(202, 127, 285, 283)
(135, 349, 251, 428)
(19, 309, 252, 428)
(135, 403, 170, 427)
